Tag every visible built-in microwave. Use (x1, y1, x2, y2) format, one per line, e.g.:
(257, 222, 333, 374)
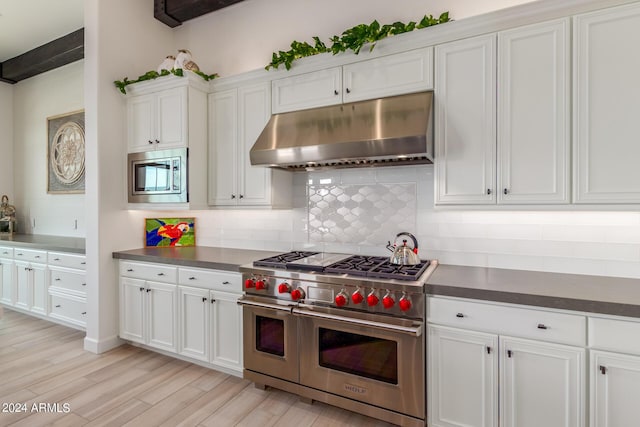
(128, 148, 188, 203)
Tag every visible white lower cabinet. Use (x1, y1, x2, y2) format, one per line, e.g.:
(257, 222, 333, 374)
(588, 316, 640, 426)
(14, 260, 47, 315)
(119, 276, 178, 353)
(0, 255, 15, 305)
(120, 261, 243, 375)
(428, 296, 586, 427)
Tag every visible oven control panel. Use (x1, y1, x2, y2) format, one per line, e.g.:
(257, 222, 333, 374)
(242, 273, 424, 318)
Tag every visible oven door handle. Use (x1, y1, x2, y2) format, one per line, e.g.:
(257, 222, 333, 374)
(292, 308, 423, 337)
(237, 298, 295, 313)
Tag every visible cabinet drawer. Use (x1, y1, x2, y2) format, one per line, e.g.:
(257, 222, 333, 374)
(48, 252, 86, 270)
(178, 267, 241, 292)
(49, 292, 87, 327)
(49, 267, 87, 296)
(14, 248, 47, 263)
(120, 261, 177, 283)
(428, 297, 586, 346)
(0, 246, 14, 258)
(589, 316, 640, 356)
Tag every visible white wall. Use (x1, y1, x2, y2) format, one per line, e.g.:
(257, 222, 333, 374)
(0, 83, 13, 200)
(12, 61, 84, 236)
(84, 0, 175, 352)
(173, 0, 536, 77)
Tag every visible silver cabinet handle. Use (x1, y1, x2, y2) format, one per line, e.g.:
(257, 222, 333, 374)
(82, 283, 86, 286)
(222, 281, 230, 285)
(55, 304, 61, 308)
(55, 278, 61, 281)
(157, 272, 165, 276)
(189, 277, 196, 280)
(537, 324, 549, 330)
(127, 269, 134, 272)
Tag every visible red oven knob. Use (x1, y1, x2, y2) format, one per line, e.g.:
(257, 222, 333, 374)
(290, 288, 305, 301)
(399, 296, 412, 312)
(351, 290, 364, 304)
(278, 282, 290, 294)
(367, 292, 379, 307)
(335, 292, 348, 307)
(255, 280, 267, 290)
(382, 293, 395, 309)
(244, 278, 255, 289)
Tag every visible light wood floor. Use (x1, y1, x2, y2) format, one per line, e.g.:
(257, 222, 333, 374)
(0, 308, 394, 427)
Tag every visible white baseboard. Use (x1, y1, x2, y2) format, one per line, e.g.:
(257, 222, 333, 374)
(84, 335, 123, 354)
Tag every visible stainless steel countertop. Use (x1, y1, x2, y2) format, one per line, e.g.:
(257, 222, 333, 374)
(427, 264, 640, 318)
(112, 246, 282, 272)
(0, 234, 85, 254)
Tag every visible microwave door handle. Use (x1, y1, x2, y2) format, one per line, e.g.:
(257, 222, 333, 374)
(291, 307, 423, 337)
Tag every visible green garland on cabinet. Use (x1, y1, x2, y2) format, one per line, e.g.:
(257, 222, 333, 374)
(114, 68, 219, 95)
(266, 12, 452, 70)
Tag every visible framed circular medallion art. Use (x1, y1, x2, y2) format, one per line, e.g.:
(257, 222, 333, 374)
(47, 110, 85, 194)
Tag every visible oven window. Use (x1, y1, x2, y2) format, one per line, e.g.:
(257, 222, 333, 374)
(318, 328, 398, 384)
(135, 161, 172, 192)
(256, 315, 285, 357)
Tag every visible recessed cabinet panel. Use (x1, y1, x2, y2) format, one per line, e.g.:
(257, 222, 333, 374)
(157, 87, 188, 149)
(179, 285, 210, 362)
(500, 336, 584, 427)
(211, 291, 242, 370)
(590, 350, 640, 427)
(428, 325, 498, 427)
(0, 258, 14, 305)
(498, 19, 570, 204)
(146, 281, 178, 352)
(238, 83, 272, 206)
(272, 67, 342, 113)
(435, 34, 497, 204)
(128, 95, 155, 152)
(208, 89, 238, 206)
(343, 47, 433, 103)
(574, 3, 640, 203)
(120, 277, 145, 343)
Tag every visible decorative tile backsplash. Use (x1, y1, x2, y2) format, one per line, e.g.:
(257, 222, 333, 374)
(308, 183, 417, 246)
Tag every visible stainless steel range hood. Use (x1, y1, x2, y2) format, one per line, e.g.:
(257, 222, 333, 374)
(249, 91, 433, 171)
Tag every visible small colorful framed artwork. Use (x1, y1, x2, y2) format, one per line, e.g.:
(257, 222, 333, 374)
(145, 218, 196, 247)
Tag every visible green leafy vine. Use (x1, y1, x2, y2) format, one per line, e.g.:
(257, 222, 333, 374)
(266, 12, 452, 70)
(114, 68, 219, 94)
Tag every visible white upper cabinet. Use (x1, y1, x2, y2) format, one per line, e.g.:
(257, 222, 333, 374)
(435, 34, 497, 204)
(497, 18, 571, 204)
(574, 3, 640, 203)
(342, 47, 434, 103)
(272, 67, 342, 113)
(271, 47, 433, 113)
(127, 86, 188, 152)
(209, 81, 292, 208)
(125, 74, 208, 155)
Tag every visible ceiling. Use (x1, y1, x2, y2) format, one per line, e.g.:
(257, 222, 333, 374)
(0, 0, 83, 62)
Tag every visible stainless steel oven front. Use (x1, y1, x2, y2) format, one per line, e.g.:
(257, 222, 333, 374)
(295, 304, 425, 420)
(242, 296, 299, 383)
(128, 148, 188, 203)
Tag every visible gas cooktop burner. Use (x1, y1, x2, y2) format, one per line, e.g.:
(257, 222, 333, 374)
(325, 255, 430, 281)
(254, 252, 431, 282)
(253, 251, 319, 269)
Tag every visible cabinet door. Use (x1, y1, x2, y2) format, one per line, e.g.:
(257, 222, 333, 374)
(428, 325, 498, 427)
(178, 285, 210, 362)
(0, 258, 14, 305)
(127, 94, 156, 152)
(146, 281, 178, 352)
(30, 263, 47, 315)
(500, 336, 585, 427)
(211, 290, 242, 371)
(435, 34, 497, 204)
(156, 86, 188, 149)
(14, 260, 30, 310)
(591, 350, 640, 427)
(272, 67, 342, 113)
(208, 89, 238, 206)
(574, 3, 640, 203)
(120, 277, 145, 343)
(497, 19, 570, 204)
(343, 47, 433, 103)
(238, 82, 272, 206)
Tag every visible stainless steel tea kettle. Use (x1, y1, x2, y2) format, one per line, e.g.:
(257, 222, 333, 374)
(386, 232, 420, 265)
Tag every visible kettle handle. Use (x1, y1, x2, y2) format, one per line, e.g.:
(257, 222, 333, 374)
(395, 232, 419, 254)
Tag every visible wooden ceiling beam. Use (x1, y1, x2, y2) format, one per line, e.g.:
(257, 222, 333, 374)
(0, 29, 84, 83)
(155, 0, 244, 28)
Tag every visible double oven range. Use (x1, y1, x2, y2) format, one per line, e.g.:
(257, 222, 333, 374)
(238, 251, 438, 427)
